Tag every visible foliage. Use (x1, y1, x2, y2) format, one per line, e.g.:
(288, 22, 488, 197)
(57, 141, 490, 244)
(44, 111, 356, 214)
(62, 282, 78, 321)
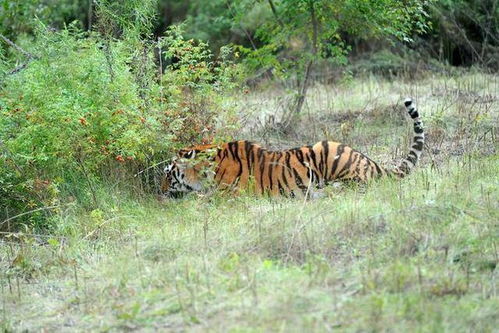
(235, 0, 431, 72)
(95, 0, 157, 39)
(0, 0, 89, 40)
(2, 0, 495, 71)
(426, 0, 499, 69)
(183, 0, 236, 49)
(0, 3, 241, 229)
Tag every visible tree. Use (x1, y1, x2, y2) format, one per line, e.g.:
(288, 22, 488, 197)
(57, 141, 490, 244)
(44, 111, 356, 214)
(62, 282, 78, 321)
(234, 0, 432, 126)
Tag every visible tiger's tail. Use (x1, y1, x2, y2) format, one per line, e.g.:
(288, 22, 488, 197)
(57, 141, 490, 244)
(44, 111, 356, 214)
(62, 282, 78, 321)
(391, 98, 424, 177)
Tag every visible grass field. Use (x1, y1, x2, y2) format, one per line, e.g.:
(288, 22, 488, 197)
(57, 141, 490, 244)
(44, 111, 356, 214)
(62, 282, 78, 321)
(1, 70, 498, 331)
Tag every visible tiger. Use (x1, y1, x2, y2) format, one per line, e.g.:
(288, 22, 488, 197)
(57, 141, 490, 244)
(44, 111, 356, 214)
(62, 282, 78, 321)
(161, 98, 424, 198)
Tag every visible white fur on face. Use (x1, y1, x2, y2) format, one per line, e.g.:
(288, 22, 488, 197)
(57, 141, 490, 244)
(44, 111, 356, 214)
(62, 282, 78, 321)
(163, 162, 202, 196)
(164, 164, 174, 174)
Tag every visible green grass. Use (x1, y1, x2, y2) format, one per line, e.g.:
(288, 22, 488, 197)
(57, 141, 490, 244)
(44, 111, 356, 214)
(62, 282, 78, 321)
(1, 71, 498, 331)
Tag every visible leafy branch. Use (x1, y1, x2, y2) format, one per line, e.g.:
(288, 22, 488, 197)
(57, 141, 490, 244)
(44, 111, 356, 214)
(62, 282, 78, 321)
(0, 33, 39, 76)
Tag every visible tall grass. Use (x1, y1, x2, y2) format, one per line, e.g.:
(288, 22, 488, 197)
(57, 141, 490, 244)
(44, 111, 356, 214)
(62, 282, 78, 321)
(1, 71, 498, 331)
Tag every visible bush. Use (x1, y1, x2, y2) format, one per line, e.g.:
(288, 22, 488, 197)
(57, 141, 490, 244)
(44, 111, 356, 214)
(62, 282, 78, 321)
(0, 19, 241, 230)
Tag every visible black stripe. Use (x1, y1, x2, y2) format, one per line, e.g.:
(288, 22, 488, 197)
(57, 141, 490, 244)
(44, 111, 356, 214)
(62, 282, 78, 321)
(277, 178, 285, 195)
(414, 123, 424, 134)
(354, 158, 362, 176)
(227, 142, 235, 159)
(344, 152, 360, 178)
(230, 142, 243, 179)
(295, 149, 309, 169)
(296, 149, 313, 187)
(235, 144, 244, 178)
(412, 141, 423, 151)
(311, 170, 320, 184)
(292, 167, 308, 192)
(268, 153, 275, 191)
(244, 141, 252, 173)
(373, 160, 383, 175)
(218, 169, 226, 182)
(322, 141, 329, 178)
(285, 152, 292, 183)
(296, 149, 304, 163)
(371, 160, 381, 178)
(336, 150, 355, 178)
(407, 151, 418, 163)
(400, 160, 410, 173)
(409, 111, 420, 119)
(249, 146, 256, 175)
(336, 150, 358, 179)
(289, 151, 307, 191)
(329, 144, 345, 179)
(276, 171, 288, 195)
(258, 149, 265, 194)
(281, 158, 289, 190)
(172, 171, 181, 187)
(359, 159, 373, 179)
(317, 150, 324, 177)
(218, 149, 227, 164)
(348, 152, 360, 174)
(309, 148, 319, 174)
(276, 154, 289, 194)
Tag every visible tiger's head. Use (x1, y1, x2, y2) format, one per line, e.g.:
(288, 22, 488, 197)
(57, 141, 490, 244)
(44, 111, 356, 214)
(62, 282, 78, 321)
(161, 145, 217, 198)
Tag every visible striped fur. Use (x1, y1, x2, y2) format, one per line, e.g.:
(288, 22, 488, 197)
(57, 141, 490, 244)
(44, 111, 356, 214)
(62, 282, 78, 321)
(162, 99, 424, 198)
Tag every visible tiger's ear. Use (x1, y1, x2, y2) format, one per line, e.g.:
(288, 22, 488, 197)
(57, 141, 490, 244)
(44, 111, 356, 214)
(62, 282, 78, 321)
(178, 149, 197, 159)
(184, 150, 196, 159)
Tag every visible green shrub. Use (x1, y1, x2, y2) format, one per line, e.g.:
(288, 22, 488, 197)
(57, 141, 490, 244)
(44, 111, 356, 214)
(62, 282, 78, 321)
(0, 20, 241, 230)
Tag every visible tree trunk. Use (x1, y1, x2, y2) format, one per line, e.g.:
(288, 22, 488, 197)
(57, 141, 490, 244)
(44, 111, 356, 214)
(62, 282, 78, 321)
(292, 59, 313, 117)
(291, 0, 318, 117)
